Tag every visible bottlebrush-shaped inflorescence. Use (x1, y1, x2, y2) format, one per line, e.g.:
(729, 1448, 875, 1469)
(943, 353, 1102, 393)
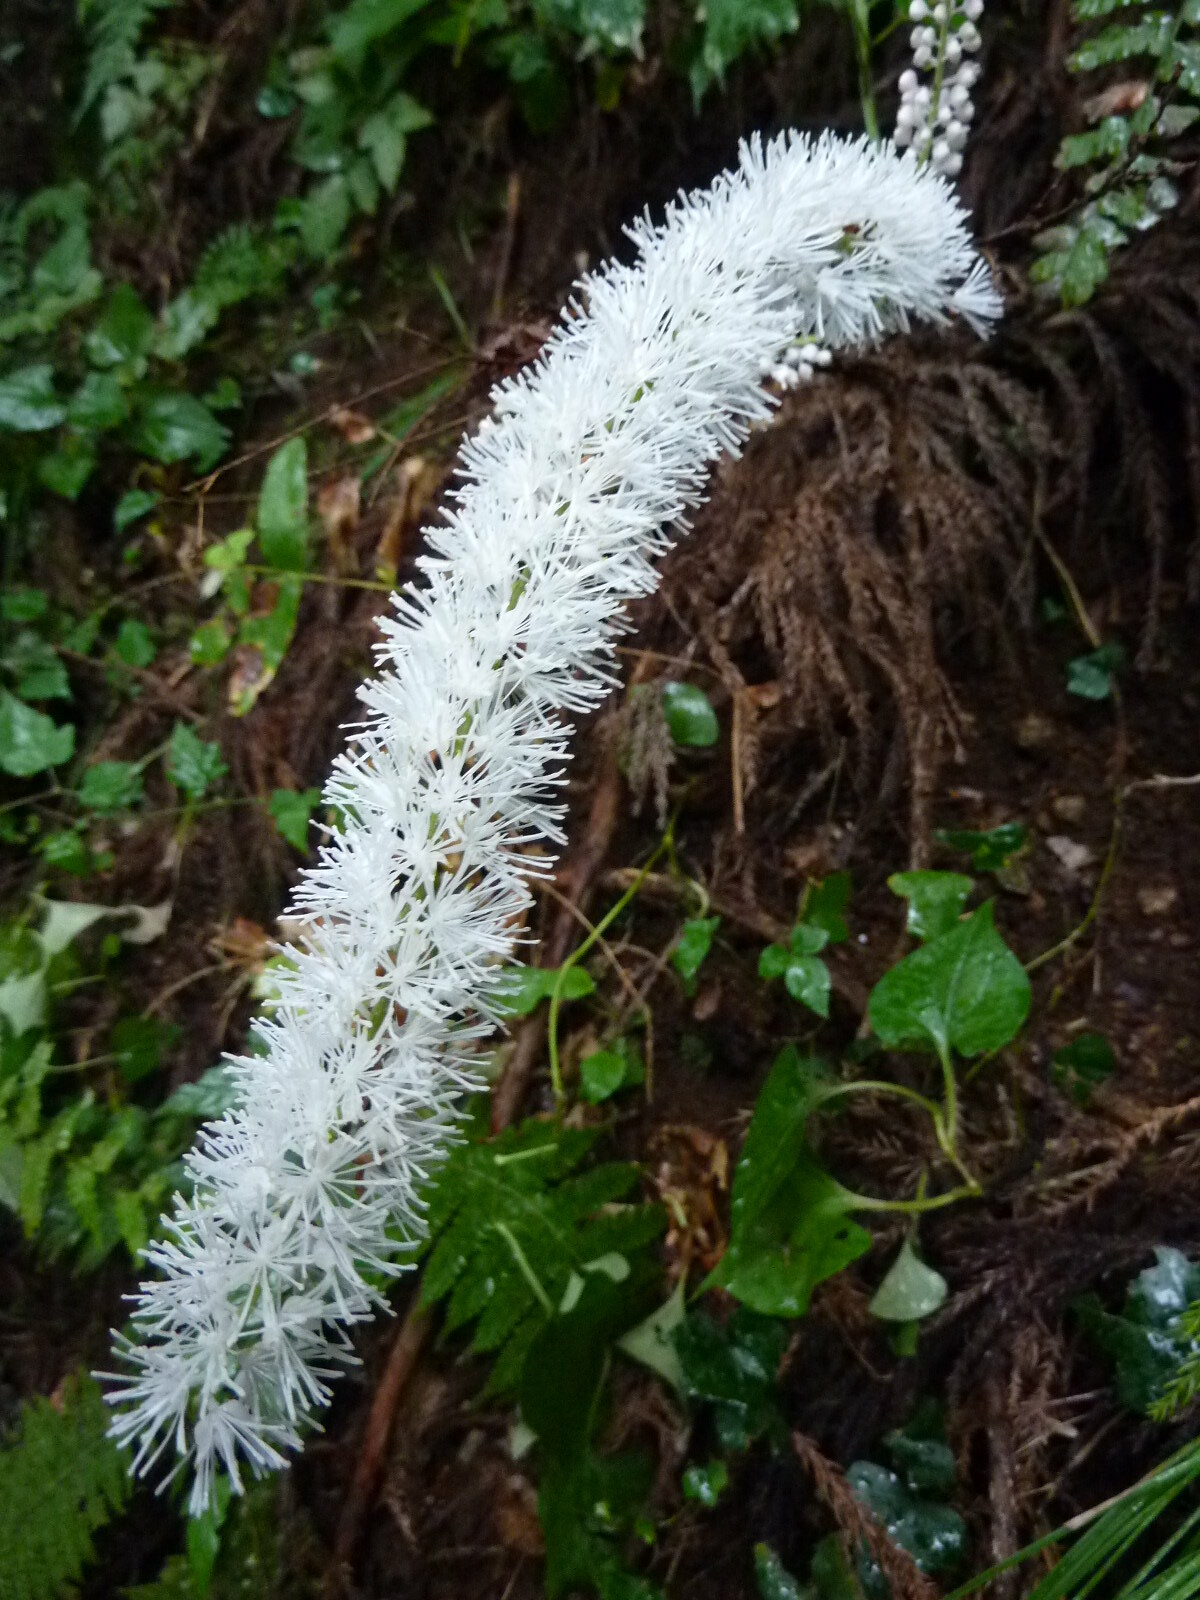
(104, 131, 1001, 1513)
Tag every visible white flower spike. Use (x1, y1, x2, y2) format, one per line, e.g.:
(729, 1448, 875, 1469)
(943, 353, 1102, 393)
(104, 131, 1001, 1512)
(896, 0, 984, 177)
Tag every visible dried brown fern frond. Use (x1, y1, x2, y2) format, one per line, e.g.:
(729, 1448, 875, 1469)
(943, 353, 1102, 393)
(652, 353, 1047, 854)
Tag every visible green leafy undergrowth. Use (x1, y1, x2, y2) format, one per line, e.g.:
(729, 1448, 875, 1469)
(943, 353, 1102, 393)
(0, 1370, 130, 1600)
(1078, 1247, 1200, 1415)
(706, 1046, 872, 1318)
(418, 1111, 664, 1394)
(758, 872, 851, 1021)
(0, 895, 237, 1267)
(673, 1305, 788, 1451)
(847, 1405, 969, 1596)
(1032, 0, 1200, 306)
(522, 1267, 665, 1599)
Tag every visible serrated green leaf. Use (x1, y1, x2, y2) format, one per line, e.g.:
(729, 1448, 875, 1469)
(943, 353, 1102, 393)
(418, 1116, 663, 1394)
(166, 721, 227, 801)
(691, 0, 799, 97)
(0, 691, 74, 776)
(848, 1460, 968, 1577)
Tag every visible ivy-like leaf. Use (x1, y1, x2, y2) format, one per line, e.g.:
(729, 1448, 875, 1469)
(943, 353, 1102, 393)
(868, 902, 1030, 1060)
(708, 1047, 870, 1316)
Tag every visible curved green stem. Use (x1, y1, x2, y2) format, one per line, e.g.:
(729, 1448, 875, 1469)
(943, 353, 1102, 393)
(547, 828, 673, 1106)
(819, 1078, 942, 1121)
(849, 1180, 981, 1217)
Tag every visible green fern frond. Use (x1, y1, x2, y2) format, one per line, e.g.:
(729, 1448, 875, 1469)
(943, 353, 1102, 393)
(418, 1117, 664, 1395)
(76, 0, 173, 122)
(0, 1371, 130, 1600)
(1151, 1300, 1200, 1419)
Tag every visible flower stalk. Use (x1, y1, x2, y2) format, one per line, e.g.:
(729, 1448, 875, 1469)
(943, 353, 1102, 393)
(104, 131, 1001, 1512)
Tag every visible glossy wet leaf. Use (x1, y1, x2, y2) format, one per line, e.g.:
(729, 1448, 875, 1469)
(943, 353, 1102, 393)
(673, 1307, 788, 1449)
(0, 364, 67, 431)
(869, 1237, 948, 1323)
(131, 391, 229, 468)
(84, 283, 154, 370)
(256, 436, 309, 572)
(661, 681, 719, 747)
(755, 1544, 805, 1600)
(783, 955, 831, 1018)
(682, 1459, 728, 1508)
(708, 1048, 870, 1316)
(847, 1460, 968, 1577)
(935, 823, 1028, 874)
(888, 871, 972, 942)
(868, 902, 1030, 1059)
(671, 916, 721, 984)
(1077, 1247, 1200, 1414)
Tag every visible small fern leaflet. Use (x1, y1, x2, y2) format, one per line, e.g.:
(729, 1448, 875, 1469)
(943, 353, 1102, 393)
(418, 1117, 664, 1394)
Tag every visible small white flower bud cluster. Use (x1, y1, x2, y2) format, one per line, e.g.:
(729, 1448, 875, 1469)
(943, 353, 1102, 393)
(767, 341, 835, 389)
(895, 0, 984, 178)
